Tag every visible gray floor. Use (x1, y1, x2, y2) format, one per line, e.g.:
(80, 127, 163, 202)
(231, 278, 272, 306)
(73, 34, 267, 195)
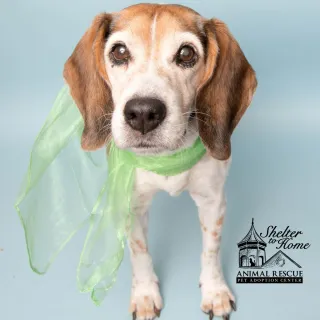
(1, 0, 319, 319)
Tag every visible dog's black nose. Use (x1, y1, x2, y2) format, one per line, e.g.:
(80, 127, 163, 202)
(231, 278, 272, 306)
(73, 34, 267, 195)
(124, 98, 166, 134)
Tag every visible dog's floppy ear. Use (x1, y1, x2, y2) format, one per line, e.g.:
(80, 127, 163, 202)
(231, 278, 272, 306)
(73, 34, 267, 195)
(196, 19, 257, 160)
(63, 13, 113, 150)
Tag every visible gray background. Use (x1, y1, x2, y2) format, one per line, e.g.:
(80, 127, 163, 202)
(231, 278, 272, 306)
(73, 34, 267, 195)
(1, 0, 319, 319)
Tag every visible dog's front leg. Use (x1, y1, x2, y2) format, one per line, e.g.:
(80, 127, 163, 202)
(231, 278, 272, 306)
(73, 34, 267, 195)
(190, 189, 236, 319)
(128, 189, 162, 320)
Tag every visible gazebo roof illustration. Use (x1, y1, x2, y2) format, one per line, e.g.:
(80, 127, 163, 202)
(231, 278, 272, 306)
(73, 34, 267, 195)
(237, 218, 267, 248)
(262, 250, 301, 268)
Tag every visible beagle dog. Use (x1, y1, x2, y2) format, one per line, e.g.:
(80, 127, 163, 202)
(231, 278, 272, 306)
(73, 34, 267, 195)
(63, 3, 257, 320)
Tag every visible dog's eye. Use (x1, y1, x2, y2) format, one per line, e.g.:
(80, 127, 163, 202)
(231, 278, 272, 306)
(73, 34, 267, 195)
(179, 46, 195, 62)
(110, 44, 130, 64)
(176, 45, 198, 68)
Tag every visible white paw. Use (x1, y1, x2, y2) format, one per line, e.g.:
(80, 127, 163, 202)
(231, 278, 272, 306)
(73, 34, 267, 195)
(200, 281, 236, 318)
(130, 280, 163, 320)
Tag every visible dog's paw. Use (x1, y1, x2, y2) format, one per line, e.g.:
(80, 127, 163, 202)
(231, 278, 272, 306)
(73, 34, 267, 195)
(130, 280, 163, 320)
(200, 282, 236, 319)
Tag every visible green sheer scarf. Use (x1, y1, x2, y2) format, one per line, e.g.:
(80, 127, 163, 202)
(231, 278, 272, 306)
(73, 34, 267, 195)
(15, 86, 207, 305)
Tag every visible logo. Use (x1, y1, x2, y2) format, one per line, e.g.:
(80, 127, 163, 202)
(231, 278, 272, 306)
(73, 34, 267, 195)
(236, 219, 310, 284)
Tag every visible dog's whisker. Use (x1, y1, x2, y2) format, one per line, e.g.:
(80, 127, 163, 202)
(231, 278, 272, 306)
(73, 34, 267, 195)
(192, 116, 210, 127)
(97, 113, 113, 122)
(98, 123, 112, 136)
(194, 111, 211, 117)
(180, 111, 211, 118)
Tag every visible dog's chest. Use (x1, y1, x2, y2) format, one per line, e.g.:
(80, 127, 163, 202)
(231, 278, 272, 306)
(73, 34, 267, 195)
(158, 172, 190, 196)
(136, 168, 190, 197)
(135, 153, 230, 198)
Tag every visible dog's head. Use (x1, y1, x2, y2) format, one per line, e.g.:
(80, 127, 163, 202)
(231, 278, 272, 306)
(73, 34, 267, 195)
(64, 4, 257, 160)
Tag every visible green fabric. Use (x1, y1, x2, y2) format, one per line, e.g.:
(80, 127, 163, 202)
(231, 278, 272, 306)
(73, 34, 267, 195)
(15, 86, 207, 305)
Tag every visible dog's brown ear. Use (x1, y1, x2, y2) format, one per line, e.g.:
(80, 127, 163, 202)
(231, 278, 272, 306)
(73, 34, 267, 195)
(196, 19, 257, 160)
(63, 13, 113, 150)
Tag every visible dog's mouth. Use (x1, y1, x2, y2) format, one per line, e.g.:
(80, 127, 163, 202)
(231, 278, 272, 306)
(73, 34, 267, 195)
(129, 139, 165, 153)
(132, 129, 188, 151)
(129, 136, 184, 155)
(134, 142, 158, 149)
(130, 143, 166, 156)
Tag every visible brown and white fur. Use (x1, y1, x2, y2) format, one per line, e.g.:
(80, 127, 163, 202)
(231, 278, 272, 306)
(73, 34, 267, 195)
(63, 3, 257, 320)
